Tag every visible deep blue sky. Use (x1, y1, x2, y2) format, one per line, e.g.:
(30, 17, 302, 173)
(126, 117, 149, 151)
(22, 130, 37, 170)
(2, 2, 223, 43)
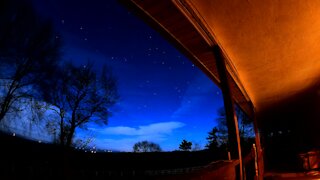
(31, 0, 224, 151)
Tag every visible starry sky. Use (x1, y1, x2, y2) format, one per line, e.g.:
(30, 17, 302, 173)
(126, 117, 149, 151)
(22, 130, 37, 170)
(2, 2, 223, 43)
(31, 0, 224, 151)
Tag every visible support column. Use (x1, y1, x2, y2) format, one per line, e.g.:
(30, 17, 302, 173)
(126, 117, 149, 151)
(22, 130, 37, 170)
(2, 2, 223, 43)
(253, 107, 264, 180)
(213, 45, 243, 180)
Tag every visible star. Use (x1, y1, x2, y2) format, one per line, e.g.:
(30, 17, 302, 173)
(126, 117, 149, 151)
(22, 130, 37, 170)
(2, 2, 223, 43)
(80, 26, 84, 30)
(148, 35, 152, 39)
(61, 19, 65, 24)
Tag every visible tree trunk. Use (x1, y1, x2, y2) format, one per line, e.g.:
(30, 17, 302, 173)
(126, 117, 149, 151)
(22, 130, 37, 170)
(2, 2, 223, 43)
(59, 117, 65, 146)
(0, 94, 12, 121)
(66, 125, 75, 148)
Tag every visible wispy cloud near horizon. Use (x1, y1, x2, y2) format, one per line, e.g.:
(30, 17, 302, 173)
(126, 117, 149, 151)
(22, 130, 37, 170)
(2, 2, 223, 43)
(88, 121, 185, 151)
(90, 121, 185, 136)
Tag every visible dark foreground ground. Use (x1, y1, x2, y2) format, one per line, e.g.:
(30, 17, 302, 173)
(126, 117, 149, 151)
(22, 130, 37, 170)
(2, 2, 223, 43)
(2, 131, 315, 179)
(0, 132, 229, 179)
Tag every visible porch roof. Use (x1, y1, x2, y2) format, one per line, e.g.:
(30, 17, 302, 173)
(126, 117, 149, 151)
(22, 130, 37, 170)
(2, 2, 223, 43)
(129, 0, 320, 114)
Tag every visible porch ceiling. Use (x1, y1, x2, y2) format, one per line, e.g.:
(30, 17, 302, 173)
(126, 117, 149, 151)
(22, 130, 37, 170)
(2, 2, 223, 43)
(129, 0, 320, 112)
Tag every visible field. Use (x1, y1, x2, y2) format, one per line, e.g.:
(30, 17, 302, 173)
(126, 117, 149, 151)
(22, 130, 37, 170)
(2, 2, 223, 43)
(0, 132, 229, 179)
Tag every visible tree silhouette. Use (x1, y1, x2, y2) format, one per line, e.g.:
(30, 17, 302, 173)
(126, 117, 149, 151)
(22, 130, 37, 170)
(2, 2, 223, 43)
(206, 127, 220, 150)
(133, 141, 162, 152)
(179, 139, 192, 151)
(206, 106, 254, 152)
(0, 0, 60, 122)
(43, 62, 119, 147)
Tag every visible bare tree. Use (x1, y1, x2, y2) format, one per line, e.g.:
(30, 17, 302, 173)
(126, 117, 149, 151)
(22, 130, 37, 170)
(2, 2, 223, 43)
(0, 0, 60, 122)
(43, 62, 118, 147)
(133, 141, 162, 152)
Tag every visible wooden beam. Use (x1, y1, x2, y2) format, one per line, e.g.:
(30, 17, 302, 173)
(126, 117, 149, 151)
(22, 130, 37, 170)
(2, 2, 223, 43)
(213, 45, 243, 180)
(253, 107, 264, 180)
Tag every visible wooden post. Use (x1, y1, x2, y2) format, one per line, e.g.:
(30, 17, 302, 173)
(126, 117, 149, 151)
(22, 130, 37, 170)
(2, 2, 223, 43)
(253, 108, 264, 180)
(213, 45, 243, 180)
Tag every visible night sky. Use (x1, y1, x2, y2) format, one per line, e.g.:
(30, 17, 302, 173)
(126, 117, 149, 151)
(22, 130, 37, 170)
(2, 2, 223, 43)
(31, 0, 224, 151)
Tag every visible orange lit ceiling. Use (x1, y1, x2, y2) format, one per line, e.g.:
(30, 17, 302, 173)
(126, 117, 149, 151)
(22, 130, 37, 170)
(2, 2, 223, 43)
(130, 0, 320, 112)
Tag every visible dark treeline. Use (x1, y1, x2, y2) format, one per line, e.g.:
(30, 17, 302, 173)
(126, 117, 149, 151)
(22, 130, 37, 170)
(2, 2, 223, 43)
(0, 132, 226, 179)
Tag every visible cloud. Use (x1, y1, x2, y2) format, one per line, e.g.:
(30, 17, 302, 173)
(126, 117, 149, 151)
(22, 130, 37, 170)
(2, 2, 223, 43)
(87, 121, 185, 151)
(90, 121, 185, 136)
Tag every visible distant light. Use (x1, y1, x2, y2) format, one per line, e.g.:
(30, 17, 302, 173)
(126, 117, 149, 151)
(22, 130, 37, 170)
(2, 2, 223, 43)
(12, 133, 15, 136)
(38, 140, 42, 143)
(91, 151, 94, 153)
